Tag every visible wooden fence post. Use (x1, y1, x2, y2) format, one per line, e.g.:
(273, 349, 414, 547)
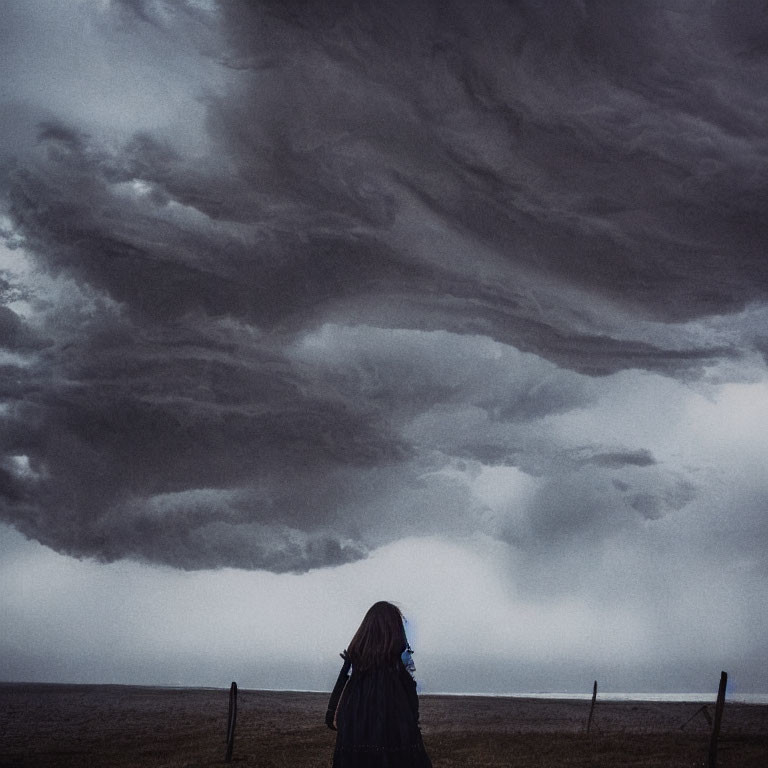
(226, 681, 238, 763)
(707, 671, 727, 768)
(586, 680, 597, 734)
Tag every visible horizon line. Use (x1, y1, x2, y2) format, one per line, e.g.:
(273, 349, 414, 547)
(3, 680, 767, 703)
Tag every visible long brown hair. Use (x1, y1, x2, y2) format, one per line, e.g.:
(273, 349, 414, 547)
(347, 601, 407, 672)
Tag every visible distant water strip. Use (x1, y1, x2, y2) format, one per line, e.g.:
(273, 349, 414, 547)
(426, 691, 768, 705)
(226, 686, 768, 704)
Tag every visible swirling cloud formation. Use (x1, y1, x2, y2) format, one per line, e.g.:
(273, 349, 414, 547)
(1, 0, 767, 571)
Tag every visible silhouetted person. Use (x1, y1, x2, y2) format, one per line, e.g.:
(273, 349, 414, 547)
(326, 601, 432, 767)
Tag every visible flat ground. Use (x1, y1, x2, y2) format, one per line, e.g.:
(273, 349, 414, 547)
(1, 683, 766, 767)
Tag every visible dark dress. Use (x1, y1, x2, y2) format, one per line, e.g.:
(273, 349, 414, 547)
(328, 655, 432, 768)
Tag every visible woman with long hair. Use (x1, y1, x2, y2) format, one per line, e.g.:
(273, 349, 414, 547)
(326, 601, 432, 767)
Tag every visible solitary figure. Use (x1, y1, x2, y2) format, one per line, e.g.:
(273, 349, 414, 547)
(326, 601, 432, 767)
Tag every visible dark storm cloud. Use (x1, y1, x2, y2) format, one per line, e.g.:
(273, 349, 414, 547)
(212, 0, 768, 321)
(1, 0, 767, 569)
(0, 305, 46, 351)
(0, 297, 405, 569)
(582, 450, 656, 469)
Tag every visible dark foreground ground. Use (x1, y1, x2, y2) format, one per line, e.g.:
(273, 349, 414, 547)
(1, 683, 766, 767)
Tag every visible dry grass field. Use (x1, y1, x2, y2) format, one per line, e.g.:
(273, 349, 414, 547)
(1, 683, 766, 767)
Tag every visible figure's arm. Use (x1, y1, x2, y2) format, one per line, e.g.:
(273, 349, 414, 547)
(325, 651, 351, 730)
(399, 654, 420, 723)
(401, 645, 416, 678)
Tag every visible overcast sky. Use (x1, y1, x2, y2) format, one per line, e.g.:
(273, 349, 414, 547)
(1, 0, 767, 695)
